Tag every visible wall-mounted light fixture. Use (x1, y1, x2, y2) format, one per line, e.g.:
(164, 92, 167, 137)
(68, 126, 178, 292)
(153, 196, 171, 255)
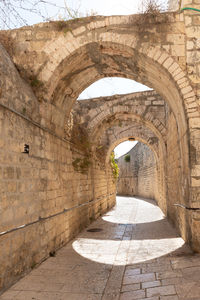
(22, 144, 29, 154)
(128, 137, 135, 141)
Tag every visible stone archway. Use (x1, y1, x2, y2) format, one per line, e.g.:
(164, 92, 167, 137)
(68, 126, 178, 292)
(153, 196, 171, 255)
(10, 16, 199, 226)
(92, 117, 167, 214)
(1, 7, 200, 292)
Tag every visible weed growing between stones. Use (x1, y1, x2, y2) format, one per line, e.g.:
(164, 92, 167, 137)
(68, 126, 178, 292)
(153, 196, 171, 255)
(140, 0, 165, 15)
(52, 20, 72, 33)
(136, 0, 168, 27)
(15, 66, 47, 102)
(72, 157, 91, 174)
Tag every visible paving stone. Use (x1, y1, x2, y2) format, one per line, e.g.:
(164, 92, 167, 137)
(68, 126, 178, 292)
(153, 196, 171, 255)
(181, 266, 200, 281)
(124, 268, 141, 277)
(161, 277, 186, 286)
(142, 280, 161, 289)
(178, 298, 200, 300)
(147, 285, 176, 297)
(171, 257, 200, 270)
(160, 296, 179, 300)
(139, 298, 159, 300)
(120, 289, 145, 300)
(123, 273, 155, 285)
(102, 292, 120, 300)
(156, 270, 182, 280)
(121, 283, 140, 292)
(175, 281, 200, 298)
(13, 291, 102, 300)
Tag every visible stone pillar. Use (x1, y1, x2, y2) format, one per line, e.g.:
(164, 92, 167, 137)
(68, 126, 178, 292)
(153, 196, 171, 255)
(182, 0, 200, 251)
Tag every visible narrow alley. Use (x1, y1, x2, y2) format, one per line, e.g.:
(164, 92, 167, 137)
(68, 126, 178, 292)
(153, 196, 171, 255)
(1, 196, 200, 300)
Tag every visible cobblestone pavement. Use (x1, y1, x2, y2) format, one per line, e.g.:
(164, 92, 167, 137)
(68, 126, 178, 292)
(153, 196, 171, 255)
(1, 196, 200, 300)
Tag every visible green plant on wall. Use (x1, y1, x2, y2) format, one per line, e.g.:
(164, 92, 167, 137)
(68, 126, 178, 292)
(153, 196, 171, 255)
(72, 157, 91, 174)
(110, 152, 119, 180)
(124, 154, 130, 162)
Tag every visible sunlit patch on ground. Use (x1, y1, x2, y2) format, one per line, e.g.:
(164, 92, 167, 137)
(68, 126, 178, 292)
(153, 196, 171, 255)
(72, 197, 185, 265)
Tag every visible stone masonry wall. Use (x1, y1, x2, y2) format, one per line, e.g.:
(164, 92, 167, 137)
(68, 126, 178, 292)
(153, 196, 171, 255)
(0, 102, 116, 292)
(166, 112, 188, 241)
(0, 45, 115, 293)
(117, 143, 158, 201)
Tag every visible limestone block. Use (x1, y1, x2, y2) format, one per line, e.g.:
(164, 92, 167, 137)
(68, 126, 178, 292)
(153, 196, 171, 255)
(170, 44, 185, 57)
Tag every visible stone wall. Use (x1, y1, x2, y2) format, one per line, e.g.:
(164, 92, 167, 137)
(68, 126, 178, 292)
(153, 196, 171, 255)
(0, 45, 116, 293)
(0, 103, 115, 292)
(166, 111, 189, 241)
(117, 142, 158, 201)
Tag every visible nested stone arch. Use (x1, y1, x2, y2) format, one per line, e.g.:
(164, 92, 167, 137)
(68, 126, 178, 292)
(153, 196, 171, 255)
(88, 108, 167, 142)
(42, 40, 197, 122)
(29, 22, 198, 122)
(35, 38, 195, 210)
(89, 112, 167, 212)
(101, 124, 167, 213)
(73, 90, 169, 140)
(105, 129, 160, 164)
(89, 112, 167, 147)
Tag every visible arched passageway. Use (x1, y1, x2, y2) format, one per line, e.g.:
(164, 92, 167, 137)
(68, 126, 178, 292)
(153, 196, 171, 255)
(0, 6, 200, 293)
(72, 89, 186, 239)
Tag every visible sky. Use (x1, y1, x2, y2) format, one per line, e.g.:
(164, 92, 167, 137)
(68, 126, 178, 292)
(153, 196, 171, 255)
(114, 141, 138, 159)
(0, 0, 168, 29)
(1, 0, 145, 28)
(1, 0, 167, 158)
(78, 78, 151, 100)
(19, 0, 154, 25)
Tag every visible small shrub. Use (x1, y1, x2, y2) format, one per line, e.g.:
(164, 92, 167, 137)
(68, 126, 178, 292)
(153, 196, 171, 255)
(72, 158, 81, 171)
(79, 157, 91, 172)
(110, 152, 119, 180)
(29, 75, 43, 88)
(136, 0, 167, 27)
(53, 20, 72, 33)
(140, 0, 164, 15)
(31, 261, 37, 269)
(118, 121, 122, 127)
(72, 157, 91, 174)
(124, 154, 130, 163)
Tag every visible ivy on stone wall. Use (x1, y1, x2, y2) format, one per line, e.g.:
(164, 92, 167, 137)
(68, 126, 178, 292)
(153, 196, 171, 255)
(72, 157, 91, 174)
(110, 152, 119, 180)
(124, 154, 131, 162)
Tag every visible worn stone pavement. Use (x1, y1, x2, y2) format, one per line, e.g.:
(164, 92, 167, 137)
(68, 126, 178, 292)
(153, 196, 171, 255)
(1, 196, 200, 300)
